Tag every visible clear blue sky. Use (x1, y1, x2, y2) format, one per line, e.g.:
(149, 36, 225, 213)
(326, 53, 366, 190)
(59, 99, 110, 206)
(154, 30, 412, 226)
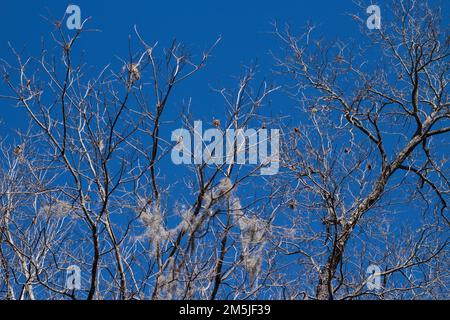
(1, 0, 446, 199)
(0, 0, 372, 191)
(0, 1, 448, 299)
(0, 0, 362, 131)
(1, 0, 447, 133)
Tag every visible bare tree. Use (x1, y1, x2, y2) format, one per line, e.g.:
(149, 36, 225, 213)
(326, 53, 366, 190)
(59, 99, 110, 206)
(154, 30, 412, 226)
(273, 0, 449, 299)
(0, 0, 448, 300)
(0, 16, 280, 299)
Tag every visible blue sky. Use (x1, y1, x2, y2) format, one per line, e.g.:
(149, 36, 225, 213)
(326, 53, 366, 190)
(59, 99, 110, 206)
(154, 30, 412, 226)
(1, 1, 359, 61)
(0, 0, 363, 131)
(1, 1, 447, 186)
(0, 0, 372, 193)
(2, 0, 446, 205)
(0, 1, 448, 299)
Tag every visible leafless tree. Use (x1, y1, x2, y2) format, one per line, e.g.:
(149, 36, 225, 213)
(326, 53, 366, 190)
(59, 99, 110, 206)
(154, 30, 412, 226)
(0, 0, 448, 300)
(272, 0, 449, 299)
(0, 15, 281, 299)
